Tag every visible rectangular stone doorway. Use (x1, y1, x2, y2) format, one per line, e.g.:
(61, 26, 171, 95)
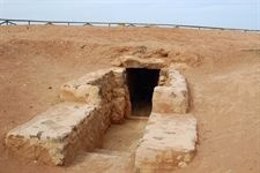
(126, 68, 160, 117)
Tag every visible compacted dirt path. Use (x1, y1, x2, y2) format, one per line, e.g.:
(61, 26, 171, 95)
(0, 26, 259, 173)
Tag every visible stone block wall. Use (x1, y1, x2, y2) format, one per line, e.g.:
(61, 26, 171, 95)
(5, 103, 101, 165)
(60, 68, 131, 124)
(152, 69, 189, 114)
(135, 67, 197, 172)
(5, 68, 131, 165)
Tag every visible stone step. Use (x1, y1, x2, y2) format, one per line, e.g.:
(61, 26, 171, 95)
(69, 149, 134, 173)
(5, 102, 110, 165)
(135, 113, 197, 172)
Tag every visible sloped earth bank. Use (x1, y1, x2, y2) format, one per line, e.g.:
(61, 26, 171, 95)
(0, 26, 259, 173)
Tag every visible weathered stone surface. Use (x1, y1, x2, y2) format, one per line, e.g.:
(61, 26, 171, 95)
(60, 69, 112, 104)
(110, 68, 132, 123)
(111, 97, 126, 123)
(60, 67, 131, 124)
(112, 67, 126, 86)
(5, 102, 110, 165)
(152, 69, 189, 114)
(152, 86, 188, 114)
(116, 55, 165, 69)
(61, 84, 101, 105)
(168, 69, 188, 90)
(135, 113, 197, 172)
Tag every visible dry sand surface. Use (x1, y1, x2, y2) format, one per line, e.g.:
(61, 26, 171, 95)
(0, 26, 259, 173)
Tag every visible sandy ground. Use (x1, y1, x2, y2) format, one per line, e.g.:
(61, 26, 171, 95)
(0, 25, 259, 173)
(102, 119, 148, 152)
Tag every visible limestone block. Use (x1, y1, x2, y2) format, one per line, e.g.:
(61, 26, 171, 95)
(135, 113, 197, 172)
(5, 102, 110, 165)
(111, 68, 132, 122)
(113, 88, 126, 97)
(65, 69, 112, 86)
(124, 87, 132, 118)
(60, 69, 113, 104)
(111, 67, 126, 86)
(116, 55, 165, 69)
(60, 67, 131, 124)
(168, 69, 188, 91)
(152, 86, 188, 114)
(60, 84, 101, 105)
(111, 97, 126, 123)
(153, 68, 189, 114)
(111, 87, 132, 123)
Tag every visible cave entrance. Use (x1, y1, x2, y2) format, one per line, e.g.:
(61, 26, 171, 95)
(126, 68, 160, 117)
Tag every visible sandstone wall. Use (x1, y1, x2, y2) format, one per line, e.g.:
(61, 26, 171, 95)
(5, 103, 102, 165)
(5, 68, 131, 165)
(60, 68, 131, 124)
(135, 113, 197, 172)
(153, 69, 189, 114)
(135, 67, 197, 172)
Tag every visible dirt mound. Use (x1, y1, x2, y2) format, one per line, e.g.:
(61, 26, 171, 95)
(110, 45, 204, 68)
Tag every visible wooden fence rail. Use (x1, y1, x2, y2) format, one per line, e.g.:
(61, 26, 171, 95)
(0, 18, 259, 33)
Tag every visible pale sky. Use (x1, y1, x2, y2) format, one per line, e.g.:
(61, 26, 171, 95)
(0, 0, 259, 29)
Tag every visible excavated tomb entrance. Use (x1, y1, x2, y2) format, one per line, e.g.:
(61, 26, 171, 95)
(5, 65, 197, 171)
(126, 68, 160, 117)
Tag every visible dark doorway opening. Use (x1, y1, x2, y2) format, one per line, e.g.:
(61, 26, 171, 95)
(126, 68, 160, 117)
